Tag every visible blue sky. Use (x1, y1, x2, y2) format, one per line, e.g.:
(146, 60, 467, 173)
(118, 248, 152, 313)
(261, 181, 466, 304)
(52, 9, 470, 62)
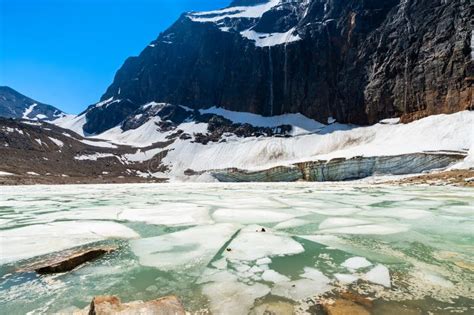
(0, 0, 230, 114)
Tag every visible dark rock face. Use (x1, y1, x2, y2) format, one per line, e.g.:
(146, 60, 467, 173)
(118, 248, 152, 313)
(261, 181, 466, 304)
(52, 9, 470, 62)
(121, 103, 292, 144)
(17, 246, 117, 275)
(0, 86, 64, 120)
(83, 0, 472, 135)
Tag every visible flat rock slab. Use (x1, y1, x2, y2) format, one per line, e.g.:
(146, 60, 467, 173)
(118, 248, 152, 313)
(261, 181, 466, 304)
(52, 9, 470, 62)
(87, 295, 186, 315)
(17, 246, 117, 274)
(322, 299, 370, 315)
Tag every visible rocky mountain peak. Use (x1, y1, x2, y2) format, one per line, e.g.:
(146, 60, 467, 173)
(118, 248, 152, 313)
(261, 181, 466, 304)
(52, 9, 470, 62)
(81, 0, 472, 135)
(0, 86, 65, 121)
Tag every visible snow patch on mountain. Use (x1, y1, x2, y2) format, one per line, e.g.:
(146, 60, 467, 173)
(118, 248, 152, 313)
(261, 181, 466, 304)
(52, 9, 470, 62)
(240, 28, 301, 47)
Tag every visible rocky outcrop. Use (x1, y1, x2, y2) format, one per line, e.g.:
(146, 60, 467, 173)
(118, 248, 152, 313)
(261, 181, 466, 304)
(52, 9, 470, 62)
(212, 152, 466, 182)
(0, 118, 167, 185)
(17, 246, 116, 274)
(82, 0, 472, 135)
(0, 86, 64, 121)
(86, 295, 186, 315)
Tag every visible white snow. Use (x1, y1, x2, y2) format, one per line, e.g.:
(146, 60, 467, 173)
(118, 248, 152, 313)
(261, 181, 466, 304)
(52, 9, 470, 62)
(0, 171, 15, 176)
(161, 111, 473, 178)
(80, 139, 117, 148)
(74, 153, 115, 161)
(53, 114, 87, 136)
(48, 137, 64, 148)
(200, 106, 327, 135)
(130, 224, 238, 270)
(22, 103, 37, 119)
(241, 28, 301, 47)
(189, 0, 280, 23)
(341, 257, 372, 270)
(0, 221, 139, 264)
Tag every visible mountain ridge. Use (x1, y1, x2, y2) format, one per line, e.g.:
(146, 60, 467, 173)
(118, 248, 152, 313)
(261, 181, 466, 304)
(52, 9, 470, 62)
(0, 86, 65, 121)
(80, 0, 472, 135)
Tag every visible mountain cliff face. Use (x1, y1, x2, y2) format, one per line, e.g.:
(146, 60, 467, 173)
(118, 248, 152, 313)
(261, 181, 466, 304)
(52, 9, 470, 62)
(0, 86, 64, 121)
(83, 0, 472, 135)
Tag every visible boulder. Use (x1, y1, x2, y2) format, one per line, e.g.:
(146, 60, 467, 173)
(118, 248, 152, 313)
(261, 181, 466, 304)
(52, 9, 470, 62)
(87, 295, 186, 315)
(322, 299, 370, 315)
(18, 246, 117, 274)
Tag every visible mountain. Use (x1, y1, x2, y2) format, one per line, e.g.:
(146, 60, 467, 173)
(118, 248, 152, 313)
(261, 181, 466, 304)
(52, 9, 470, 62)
(81, 0, 472, 135)
(0, 86, 65, 121)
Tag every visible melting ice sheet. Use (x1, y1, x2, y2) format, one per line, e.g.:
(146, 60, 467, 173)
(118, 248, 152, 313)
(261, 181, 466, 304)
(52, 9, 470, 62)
(0, 183, 473, 314)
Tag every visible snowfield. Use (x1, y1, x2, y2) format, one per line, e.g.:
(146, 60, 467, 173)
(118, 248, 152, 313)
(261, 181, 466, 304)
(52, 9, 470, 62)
(51, 109, 474, 180)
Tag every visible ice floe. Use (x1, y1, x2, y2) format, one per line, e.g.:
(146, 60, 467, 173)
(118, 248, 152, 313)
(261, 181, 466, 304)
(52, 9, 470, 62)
(202, 280, 270, 315)
(130, 223, 238, 270)
(224, 226, 304, 261)
(364, 265, 391, 288)
(341, 257, 373, 270)
(0, 221, 139, 264)
(213, 209, 295, 224)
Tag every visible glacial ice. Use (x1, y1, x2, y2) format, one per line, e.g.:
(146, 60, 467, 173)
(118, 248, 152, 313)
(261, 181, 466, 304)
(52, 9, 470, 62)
(341, 257, 373, 270)
(0, 221, 139, 264)
(261, 270, 290, 283)
(224, 226, 304, 261)
(130, 223, 238, 270)
(202, 280, 270, 315)
(364, 265, 391, 288)
(213, 209, 295, 224)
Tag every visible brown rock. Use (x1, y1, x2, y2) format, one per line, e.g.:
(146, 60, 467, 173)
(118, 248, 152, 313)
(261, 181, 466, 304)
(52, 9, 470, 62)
(340, 292, 373, 308)
(88, 295, 186, 315)
(322, 299, 370, 315)
(250, 301, 295, 315)
(18, 246, 117, 275)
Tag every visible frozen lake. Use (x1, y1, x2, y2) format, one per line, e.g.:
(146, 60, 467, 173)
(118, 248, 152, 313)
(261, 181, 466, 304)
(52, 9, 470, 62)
(0, 183, 473, 314)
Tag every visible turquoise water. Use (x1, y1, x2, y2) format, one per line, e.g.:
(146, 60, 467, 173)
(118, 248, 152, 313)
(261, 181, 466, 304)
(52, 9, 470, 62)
(0, 183, 473, 314)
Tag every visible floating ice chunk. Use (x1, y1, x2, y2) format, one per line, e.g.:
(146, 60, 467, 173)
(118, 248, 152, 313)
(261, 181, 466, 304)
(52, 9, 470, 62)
(224, 226, 304, 261)
(202, 281, 270, 315)
(198, 269, 238, 284)
(341, 257, 372, 270)
(335, 273, 358, 284)
(213, 209, 295, 224)
(0, 221, 139, 264)
(261, 270, 290, 283)
(272, 278, 331, 300)
(119, 204, 212, 226)
(319, 218, 372, 230)
(300, 267, 331, 283)
(274, 218, 309, 229)
(418, 271, 454, 288)
(248, 265, 264, 274)
(256, 257, 272, 265)
(358, 209, 431, 220)
(364, 265, 391, 288)
(131, 223, 238, 270)
(320, 224, 409, 235)
(235, 264, 251, 273)
(212, 258, 228, 270)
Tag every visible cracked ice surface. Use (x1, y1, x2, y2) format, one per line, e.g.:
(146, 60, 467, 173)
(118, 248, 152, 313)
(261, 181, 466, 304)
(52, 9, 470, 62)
(1, 183, 473, 314)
